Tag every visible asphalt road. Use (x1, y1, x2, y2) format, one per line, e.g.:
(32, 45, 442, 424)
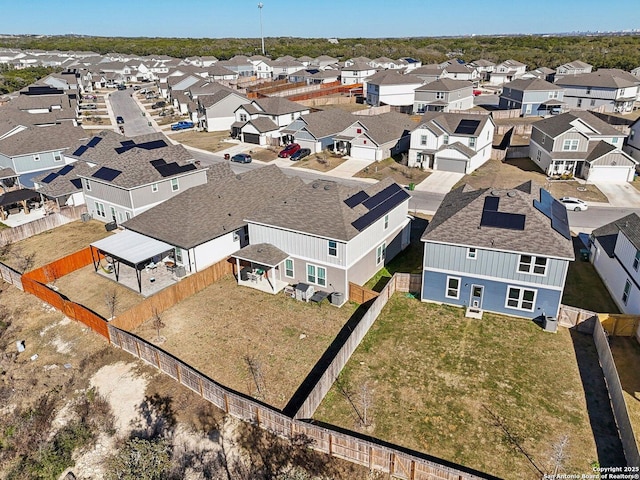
(108, 88, 156, 137)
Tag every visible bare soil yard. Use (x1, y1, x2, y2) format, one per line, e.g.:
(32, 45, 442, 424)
(133, 275, 357, 409)
(609, 336, 640, 452)
(317, 101, 370, 113)
(456, 157, 608, 202)
(314, 295, 600, 479)
(249, 147, 279, 162)
(290, 153, 348, 172)
(354, 157, 430, 185)
(169, 130, 231, 153)
(1, 220, 112, 271)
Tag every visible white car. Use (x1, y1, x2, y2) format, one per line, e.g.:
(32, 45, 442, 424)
(560, 197, 588, 211)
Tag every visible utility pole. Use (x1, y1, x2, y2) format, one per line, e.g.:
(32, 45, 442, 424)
(258, 3, 265, 55)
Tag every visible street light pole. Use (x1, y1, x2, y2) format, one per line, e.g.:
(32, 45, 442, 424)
(258, 3, 265, 55)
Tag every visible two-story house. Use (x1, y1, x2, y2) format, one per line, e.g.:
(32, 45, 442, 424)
(68, 131, 208, 223)
(556, 69, 640, 114)
(623, 117, 640, 162)
(413, 78, 474, 113)
(232, 97, 310, 146)
(591, 213, 640, 314)
(236, 177, 411, 304)
(440, 62, 479, 84)
(364, 71, 424, 111)
(554, 60, 593, 81)
(421, 181, 574, 319)
(488, 59, 527, 86)
(217, 56, 255, 77)
(407, 112, 495, 173)
(340, 62, 378, 85)
(196, 86, 248, 132)
(498, 78, 566, 117)
(468, 59, 495, 82)
(529, 111, 637, 182)
(332, 112, 415, 161)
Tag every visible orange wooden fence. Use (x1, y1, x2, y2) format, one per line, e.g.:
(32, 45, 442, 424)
(348, 282, 379, 304)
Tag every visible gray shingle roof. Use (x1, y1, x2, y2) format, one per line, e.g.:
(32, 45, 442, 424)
(34, 160, 93, 198)
(532, 110, 623, 138)
(253, 97, 308, 115)
(415, 78, 472, 92)
(354, 112, 416, 145)
(593, 213, 640, 256)
(0, 122, 88, 157)
(556, 69, 639, 88)
(298, 109, 356, 139)
(123, 164, 303, 249)
(503, 78, 563, 91)
(414, 111, 493, 137)
(422, 182, 575, 259)
(0, 167, 17, 180)
(198, 89, 245, 108)
(248, 117, 279, 133)
(232, 243, 289, 267)
(366, 71, 423, 86)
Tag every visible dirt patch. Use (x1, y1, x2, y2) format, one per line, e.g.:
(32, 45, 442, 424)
(170, 130, 231, 153)
(290, 152, 348, 172)
(248, 147, 279, 162)
(318, 102, 370, 113)
(354, 157, 430, 185)
(133, 275, 357, 409)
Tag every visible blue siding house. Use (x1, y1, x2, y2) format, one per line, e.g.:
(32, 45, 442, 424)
(421, 181, 575, 319)
(498, 78, 565, 117)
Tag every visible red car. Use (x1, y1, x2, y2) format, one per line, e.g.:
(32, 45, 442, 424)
(473, 89, 482, 96)
(278, 143, 301, 158)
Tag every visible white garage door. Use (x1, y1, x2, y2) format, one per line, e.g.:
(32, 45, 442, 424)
(297, 139, 318, 153)
(587, 167, 632, 183)
(350, 146, 378, 161)
(436, 157, 467, 173)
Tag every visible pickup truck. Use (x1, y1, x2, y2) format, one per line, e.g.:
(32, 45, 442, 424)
(170, 121, 195, 131)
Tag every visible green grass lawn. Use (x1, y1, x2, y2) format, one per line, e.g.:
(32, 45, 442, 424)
(314, 295, 598, 479)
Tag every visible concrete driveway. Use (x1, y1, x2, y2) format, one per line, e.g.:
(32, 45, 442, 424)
(414, 171, 464, 194)
(327, 156, 376, 178)
(593, 182, 640, 207)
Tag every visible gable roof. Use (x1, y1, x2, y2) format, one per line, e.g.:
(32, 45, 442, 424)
(34, 160, 94, 198)
(123, 164, 303, 249)
(296, 109, 356, 140)
(414, 111, 493, 137)
(366, 70, 423, 86)
(503, 78, 563, 91)
(422, 182, 575, 259)
(353, 112, 416, 145)
(252, 97, 308, 115)
(556, 69, 639, 89)
(415, 78, 473, 92)
(0, 122, 87, 157)
(532, 110, 623, 138)
(593, 213, 640, 256)
(246, 177, 409, 242)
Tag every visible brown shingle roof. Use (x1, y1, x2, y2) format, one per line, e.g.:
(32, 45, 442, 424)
(253, 97, 308, 115)
(533, 111, 623, 138)
(556, 69, 639, 88)
(0, 122, 88, 157)
(503, 78, 563, 91)
(415, 78, 472, 92)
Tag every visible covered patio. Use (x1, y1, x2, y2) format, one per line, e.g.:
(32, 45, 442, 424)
(538, 99, 566, 116)
(90, 230, 179, 297)
(232, 243, 289, 295)
(0, 188, 43, 222)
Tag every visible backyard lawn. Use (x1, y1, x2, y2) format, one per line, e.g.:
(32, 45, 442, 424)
(169, 130, 231, 153)
(609, 336, 640, 452)
(290, 152, 348, 172)
(354, 157, 430, 186)
(314, 295, 599, 479)
(133, 275, 358, 409)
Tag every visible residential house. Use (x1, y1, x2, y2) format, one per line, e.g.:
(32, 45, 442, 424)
(364, 71, 424, 111)
(270, 59, 305, 79)
(312, 55, 339, 69)
(68, 131, 208, 223)
(33, 160, 94, 208)
(631, 66, 640, 79)
(556, 69, 640, 113)
(440, 62, 479, 83)
(333, 112, 415, 161)
(122, 164, 303, 276)
(623, 117, 640, 162)
(252, 59, 274, 79)
(340, 62, 378, 85)
(238, 176, 412, 303)
(370, 57, 403, 70)
(522, 67, 556, 83)
(411, 65, 444, 84)
(206, 63, 238, 82)
(344, 56, 372, 67)
(232, 97, 310, 145)
(197, 87, 249, 132)
(218, 56, 255, 77)
(498, 78, 566, 117)
(469, 59, 495, 82)
(554, 60, 593, 80)
(421, 181, 574, 319)
(407, 112, 495, 173)
(488, 59, 527, 86)
(413, 78, 474, 113)
(401, 57, 422, 72)
(590, 213, 640, 314)
(529, 111, 636, 182)
(281, 109, 356, 153)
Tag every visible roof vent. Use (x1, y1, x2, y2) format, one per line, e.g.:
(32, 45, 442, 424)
(507, 191, 517, 197)
(236, 175, 241, 180)
(324, 185, 330, 190)
(312, 183, 319, 189)
(490, 190, 501, 196)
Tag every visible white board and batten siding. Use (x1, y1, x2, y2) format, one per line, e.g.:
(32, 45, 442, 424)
(591, 238, 639, 314)
(424, 243, 569, 288)
(192, 231, 242, 272)
(614, 233, 640, 286)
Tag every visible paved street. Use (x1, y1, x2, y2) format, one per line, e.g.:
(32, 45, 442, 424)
(108, 88, 156, 137)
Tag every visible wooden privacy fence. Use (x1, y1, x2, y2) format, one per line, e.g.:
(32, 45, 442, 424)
(599, 314, 640, 338)
(108, 321, 494, 480)
(0, 205, 87, 247)
(348, 282, 380, 304)
(558, 304, 597, 328)
(394, 273, 422, 294)
(0, 261, 23, 290)
(110, 258, 234, 331)
(592, 318, 640, 468)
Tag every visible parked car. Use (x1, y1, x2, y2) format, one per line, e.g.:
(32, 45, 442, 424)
(80, 104, 97, 110)
(230, 153, 252, 163)
(290, 148, 311, 161)
(117, 84, 127, 90)
(473, 89, 482, 96)
(170, 121, 195, 131)
(559, 197, 588, 211)
(152, 101, 166, 109)
(116, 116, 125, 124)
(146, 93, 158, 99)
(278, 143, 301, 158)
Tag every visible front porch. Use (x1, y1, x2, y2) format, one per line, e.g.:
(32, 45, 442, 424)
(232, 243, 290, 295)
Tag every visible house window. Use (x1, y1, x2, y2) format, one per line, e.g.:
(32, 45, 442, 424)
(84, 179, 91, 191)
(436, 92, 445, 99)
(239, 113, 247, 122)
(536, 150, 542, 161)
(171, 178, 179, 192)
(443, 134, 449, 145)
(623, 279, 632, 305)
(420, 135, 427, 146)
(586, 87, 591, 95)
(446, 276, 460, 299)
(633, 251, 640, 271)
(612, 137, 618, 144)
(577, 99, 582, 107)
(631, 130, 636, 140)
(506, 286, 536, 311)
(151, 183, 159, 193)
(590, 99, 596, 107)
(307, 264, 326, 287)
(357, 128, 362, 134)
(125, 212, 131, 220)
(518, 255, 547, 275)
(54, 152, 62, 162)
(384, 214, 389, 230)
(110, 206, 116, 221)
(94, 201, 105, 218)
(548, 91, 559, 99)
(175, 248, 183, 264)
(562, 139, 579, 151)
(285, 258, 294, 278)
(376, 242, 386, 265)
(33, 154, 40, 162)
(469, 137, 476, 148)
(328, 240, 337, 257)
(467, 248, 477, 259)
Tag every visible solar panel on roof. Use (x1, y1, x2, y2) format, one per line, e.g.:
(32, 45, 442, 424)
(363, 183, 402, 210)
(154, 162, 197, 178)
(480, 210, 526, 230)
(41, 173, 58, 184)
(150, 159, 166, 167)
(352, 189, 410, 231)
(484, 196, 499, 212)
(138, 140, 168, 150)
(121, 140, 135, 146)
(552, 217, 571, 240)
(454, 119, 480, 135)
(92, 166, 122, 182)
(87, 136, 102, 148)
(72, 145, 88, 156)
(57, 165, 73, 176)
(344, 191, 370, 208)
(70, 178, 82, 189)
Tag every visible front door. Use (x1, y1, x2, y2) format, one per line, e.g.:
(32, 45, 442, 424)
(470, 285, 484, 309)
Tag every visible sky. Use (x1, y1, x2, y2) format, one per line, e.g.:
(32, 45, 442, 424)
(1, 0, 639, 39)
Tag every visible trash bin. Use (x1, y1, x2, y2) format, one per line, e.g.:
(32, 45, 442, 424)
(224, 153, 230, 160)
(80, 212, 91, 222)
(330, 292, 344, 306)
(579, 248, 590, 261)
(408, 183, 415, 191)
(105, 221, 117, 232)
(543, 316, 558, 333)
